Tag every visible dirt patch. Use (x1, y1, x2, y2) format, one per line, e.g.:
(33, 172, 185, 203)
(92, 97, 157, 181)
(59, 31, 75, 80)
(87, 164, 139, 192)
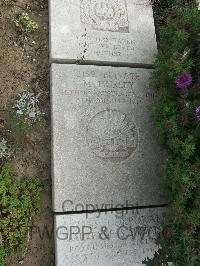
(0, 1, 54, 265)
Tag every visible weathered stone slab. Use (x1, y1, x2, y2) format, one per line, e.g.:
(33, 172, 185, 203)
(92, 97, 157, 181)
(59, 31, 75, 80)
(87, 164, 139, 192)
(49, 0, 157, 66)
(55, 207, 165, 266)
(51, 64, 165, 212)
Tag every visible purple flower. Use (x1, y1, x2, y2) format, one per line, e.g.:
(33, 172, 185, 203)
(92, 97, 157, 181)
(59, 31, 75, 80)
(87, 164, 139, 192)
(176, 73, 193, 89)
(195, 105, 200, 121)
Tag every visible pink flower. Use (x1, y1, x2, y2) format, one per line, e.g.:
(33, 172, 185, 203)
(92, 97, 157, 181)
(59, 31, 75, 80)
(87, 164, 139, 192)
(158, 249, 166, 257)
(178, 112, 186, 124)
(186, 223, 195, 232)
(177, 23, 191, 31)
(163, 228, 172, 238)
(177, 98, 185, 109)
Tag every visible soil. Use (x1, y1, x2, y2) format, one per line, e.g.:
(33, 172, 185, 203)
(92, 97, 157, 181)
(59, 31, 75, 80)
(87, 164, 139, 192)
(0, 0, 54, 265)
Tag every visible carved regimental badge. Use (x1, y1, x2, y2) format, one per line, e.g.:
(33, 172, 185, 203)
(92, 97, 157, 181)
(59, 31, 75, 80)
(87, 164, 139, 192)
(80, 0, 129, 33)
(87, 110, 138, 162)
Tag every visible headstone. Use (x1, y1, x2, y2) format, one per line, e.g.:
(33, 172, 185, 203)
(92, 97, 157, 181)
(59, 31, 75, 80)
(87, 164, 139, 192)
(51, 64, 165, 212)
(49, 0, 157, 66)
(55, 207, 165, 266)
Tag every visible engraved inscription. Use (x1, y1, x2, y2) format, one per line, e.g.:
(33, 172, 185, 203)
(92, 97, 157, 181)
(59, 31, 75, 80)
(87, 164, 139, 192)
(63, 89, 136, 105)
(87, 110, 138, 162)
(80, 0, 129, 33)
(56, 210, 163, 265)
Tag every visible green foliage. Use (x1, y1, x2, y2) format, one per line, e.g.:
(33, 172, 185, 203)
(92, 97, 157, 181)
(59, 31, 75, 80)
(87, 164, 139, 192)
(144, 3, 200, 266)
(0, 163, 41, 265)
(14, 12, 38, 33)
(0, 0, 16, 6)
(1, 109, 33, 150)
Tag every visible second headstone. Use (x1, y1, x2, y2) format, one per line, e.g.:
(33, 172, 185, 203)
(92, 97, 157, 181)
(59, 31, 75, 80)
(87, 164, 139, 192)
(51, 64, 165, 212)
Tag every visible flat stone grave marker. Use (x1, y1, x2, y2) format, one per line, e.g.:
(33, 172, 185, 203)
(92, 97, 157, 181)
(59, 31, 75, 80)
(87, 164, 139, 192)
(51, 64, 165, 212)
(55, 207, 165, 266)
(49, 0, 157, 66)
